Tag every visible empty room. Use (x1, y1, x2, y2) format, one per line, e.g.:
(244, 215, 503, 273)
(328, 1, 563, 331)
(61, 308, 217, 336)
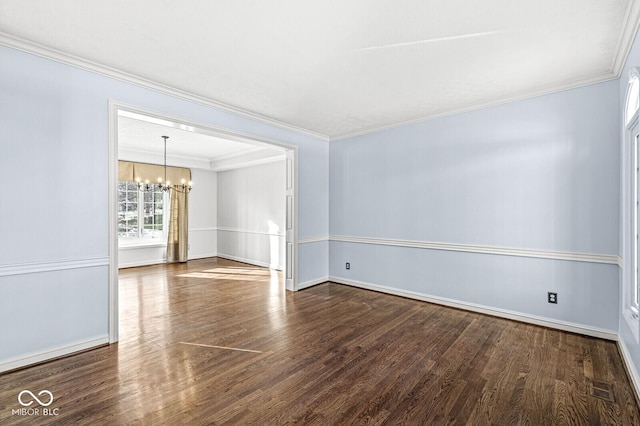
(2, 1, 640, 424)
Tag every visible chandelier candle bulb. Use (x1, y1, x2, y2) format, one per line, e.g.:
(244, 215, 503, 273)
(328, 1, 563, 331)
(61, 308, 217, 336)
(133, 136, 192, 194)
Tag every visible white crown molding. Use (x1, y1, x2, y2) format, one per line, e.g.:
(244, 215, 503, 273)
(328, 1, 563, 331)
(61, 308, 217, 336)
(2, 29, 632, 142)
(0, 257, 110, 277)
(112, 100, 300, 152)
(330, 72, 619, 141)
(210, 150, 285, 172)
(330, 235, 621, 265)
(209, 146, 265, 162)
(118, 147, 212, 170)
(119, 145, 271, 170)
(611, 0, 640, 76)
(330, 276, 618, 341)
(0, 32, 330, 142)
(211, 155, 285, 172)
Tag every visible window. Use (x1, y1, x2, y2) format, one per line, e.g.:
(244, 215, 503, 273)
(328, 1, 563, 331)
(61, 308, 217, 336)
(627, 71, 640, 125)
(118, 181, 167, 240)
(633, 133, 640, 314)
(624, 68, 640, 339)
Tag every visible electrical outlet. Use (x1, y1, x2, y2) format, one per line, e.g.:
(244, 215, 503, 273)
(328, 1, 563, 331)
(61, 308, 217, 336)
(346, 262, 350, 270)
(548, 292, 557, 304)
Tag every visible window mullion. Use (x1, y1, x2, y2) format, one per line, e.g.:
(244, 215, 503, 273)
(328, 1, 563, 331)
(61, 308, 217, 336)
(138, 187, 144, 238)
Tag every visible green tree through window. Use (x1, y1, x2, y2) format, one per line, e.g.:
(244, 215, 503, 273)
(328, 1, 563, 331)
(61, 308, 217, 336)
(118, 181, 165, 239)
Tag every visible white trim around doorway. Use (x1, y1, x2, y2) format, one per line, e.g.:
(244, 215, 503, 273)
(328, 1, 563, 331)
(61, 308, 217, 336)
(107, 100, 299, 344)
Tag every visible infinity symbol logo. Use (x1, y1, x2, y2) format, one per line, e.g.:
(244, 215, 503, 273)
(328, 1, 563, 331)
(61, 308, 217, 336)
(18, 390, 54, 407)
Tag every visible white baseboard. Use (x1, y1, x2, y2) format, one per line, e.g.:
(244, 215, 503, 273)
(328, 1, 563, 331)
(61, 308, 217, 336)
(188, 253, 218, 260)
(297, 276, 329, 290)
(216, 254, 283, 271)
(618, 338, 640, 402)
(329, 276, 618, 341)
(0, 336, 109, 373)
(119, 254, 219, 268)
(118, 258, 166, 269)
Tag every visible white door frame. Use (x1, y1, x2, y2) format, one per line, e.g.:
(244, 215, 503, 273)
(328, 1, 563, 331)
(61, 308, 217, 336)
(108, 100, 299, 343)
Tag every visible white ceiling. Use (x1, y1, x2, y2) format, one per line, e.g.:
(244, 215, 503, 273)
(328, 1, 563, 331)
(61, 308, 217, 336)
(118, 114, 259, 161)
(1, 1, 639, 139)
(117, 112, 284, 170)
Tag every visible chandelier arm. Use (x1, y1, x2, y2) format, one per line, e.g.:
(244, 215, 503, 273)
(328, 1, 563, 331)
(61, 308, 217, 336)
(138, 135, 192, 193)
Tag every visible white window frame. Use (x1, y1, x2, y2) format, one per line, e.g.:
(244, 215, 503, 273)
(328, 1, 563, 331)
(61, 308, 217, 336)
(623, 68, 640, 340)
(632, 130, 640, 314)
(118, 181, 169, 246)
(627, 71, 640, 126)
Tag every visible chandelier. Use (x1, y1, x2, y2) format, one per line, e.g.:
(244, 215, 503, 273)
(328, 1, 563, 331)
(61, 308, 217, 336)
(136, 136, 192, 193)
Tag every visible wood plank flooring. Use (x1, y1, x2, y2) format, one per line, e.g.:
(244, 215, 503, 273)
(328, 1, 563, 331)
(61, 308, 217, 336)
(0, 257, 639, 424)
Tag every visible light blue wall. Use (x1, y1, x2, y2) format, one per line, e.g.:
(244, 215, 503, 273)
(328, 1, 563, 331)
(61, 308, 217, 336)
(0, 45, 329, 367)
(330, 79, 620, 333)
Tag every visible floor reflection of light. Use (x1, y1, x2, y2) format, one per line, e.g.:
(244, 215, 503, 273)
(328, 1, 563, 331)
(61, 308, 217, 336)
(118, 270, 196, 420)
(267, 269, 285, 329)
(203, 267, 265, 273)
(116, 346, 197, 421)
(117, 260, 287, 418)
(177, 271, 271, 280)
(177, 265, 280, 281)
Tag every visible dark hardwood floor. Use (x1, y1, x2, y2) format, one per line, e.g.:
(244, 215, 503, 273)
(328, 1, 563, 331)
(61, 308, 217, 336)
(0, 257, 639, 424)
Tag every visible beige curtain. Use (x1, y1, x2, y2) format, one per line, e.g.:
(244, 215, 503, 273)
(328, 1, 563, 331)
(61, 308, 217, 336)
(118, 160, 191, 185)
(118, 160, 191, 263)
(118, 160, 134, 181)
(166, 186, 189, 263)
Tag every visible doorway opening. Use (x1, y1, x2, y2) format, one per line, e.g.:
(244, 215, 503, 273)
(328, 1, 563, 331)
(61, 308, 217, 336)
(108, 101, 298, 343)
